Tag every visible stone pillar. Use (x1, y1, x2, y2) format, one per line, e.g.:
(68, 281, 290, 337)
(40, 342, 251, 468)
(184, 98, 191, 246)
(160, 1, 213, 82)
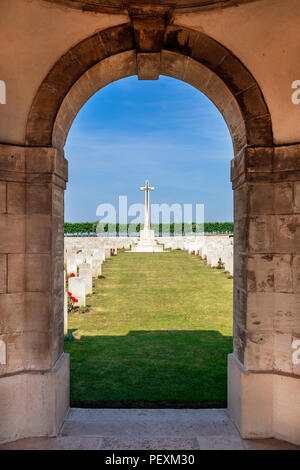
(64, 272, 68, 335)
(228, 145, 300, 445)
(0, 145, 69, 444)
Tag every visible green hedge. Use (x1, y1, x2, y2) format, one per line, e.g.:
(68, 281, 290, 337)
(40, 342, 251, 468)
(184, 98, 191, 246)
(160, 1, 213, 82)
(64, 222, 233, 235)
(203, 222, 233, 233)
(64, 222, 97, 234)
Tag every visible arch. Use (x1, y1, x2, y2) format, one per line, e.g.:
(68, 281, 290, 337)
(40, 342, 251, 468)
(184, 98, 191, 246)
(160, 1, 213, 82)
(25, 23, 273, 153)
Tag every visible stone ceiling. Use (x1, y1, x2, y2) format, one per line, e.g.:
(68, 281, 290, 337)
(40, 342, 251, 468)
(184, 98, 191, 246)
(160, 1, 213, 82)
(44, 0, 261, 14)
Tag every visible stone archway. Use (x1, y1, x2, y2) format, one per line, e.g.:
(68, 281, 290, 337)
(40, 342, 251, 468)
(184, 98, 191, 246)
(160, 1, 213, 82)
(1, 13, 300, 446)
(26, 22, 272, 150)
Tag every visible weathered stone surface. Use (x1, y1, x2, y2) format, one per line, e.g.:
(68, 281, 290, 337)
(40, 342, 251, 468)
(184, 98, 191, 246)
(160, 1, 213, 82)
(273, 333, 293, 373)
(214, 53, 255, 95)
(249, 215, 274, 253)
(233, 217, 247, 253)
(0, 182, 6, 213)
(0, 215, 26, 254)
(0, 254, 7, 294)
(245, 331, 274, 370)
(274, 255, 293, 292)
(247, 292, 274, 332)
(71, 34, 106, 70)
(273, 144, 300, 172)
(249, 184, 274, 215)
(245, 115, 273, 147)
(23, 331, 52, 369)
(98, 23, 133, 56)
(44, 0, 253, 13)
(7, 254, 25, 293)
(25, 254, 51, 291)
(292, 256, 300, 292)
(234, 251, 246, 290)
(7, 183, 25, 214)
(294, 182, 300, 212)
(164, 25, 199, 57)
(0, 145, 25, 174)
(26, 215, 52, 253)
(26, 185, 52, 215)
(274, 183, 293, 214)
(183, 57, 211, 91)
(25, 292, 50, 331)
(274, 215, 300, 254)
(233, 319, 246, 364)
(235, 86, 268, 122)
(137, 53, 160, 80)
(160, 50, 187, 80)
(0, 353, 69, 443)
(0, 293, 25, 334)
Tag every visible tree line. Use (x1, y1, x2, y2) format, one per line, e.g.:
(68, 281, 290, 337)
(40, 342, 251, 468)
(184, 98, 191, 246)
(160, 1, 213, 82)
(64, 222, 234, 235)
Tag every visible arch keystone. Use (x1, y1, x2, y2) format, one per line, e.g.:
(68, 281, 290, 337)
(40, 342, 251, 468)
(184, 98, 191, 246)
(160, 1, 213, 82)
(137, 53, 160, 80)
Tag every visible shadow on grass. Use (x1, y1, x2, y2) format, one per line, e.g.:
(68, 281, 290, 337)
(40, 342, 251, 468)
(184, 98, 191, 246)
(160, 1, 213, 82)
(64, 329, 232, 409)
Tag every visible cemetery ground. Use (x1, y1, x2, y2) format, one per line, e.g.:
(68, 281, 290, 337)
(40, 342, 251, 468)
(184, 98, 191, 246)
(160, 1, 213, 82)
(65, 250, 233, 408)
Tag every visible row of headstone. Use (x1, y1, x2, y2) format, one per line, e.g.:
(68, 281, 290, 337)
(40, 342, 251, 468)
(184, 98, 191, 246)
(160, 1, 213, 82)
(185, 236, 234, 275)
(64, 245, 119, 334)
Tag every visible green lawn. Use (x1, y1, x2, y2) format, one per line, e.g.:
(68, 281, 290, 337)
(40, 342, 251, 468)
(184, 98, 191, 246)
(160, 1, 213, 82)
(64, 250, 233, 407)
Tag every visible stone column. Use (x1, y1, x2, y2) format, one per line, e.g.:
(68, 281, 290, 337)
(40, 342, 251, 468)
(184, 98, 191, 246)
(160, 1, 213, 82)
(0, 144, 69, 443)
(228, 145, 300, 445)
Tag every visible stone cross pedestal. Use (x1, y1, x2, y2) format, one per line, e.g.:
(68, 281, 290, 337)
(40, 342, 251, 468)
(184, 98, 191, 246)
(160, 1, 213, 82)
(131, 179, 164, 252)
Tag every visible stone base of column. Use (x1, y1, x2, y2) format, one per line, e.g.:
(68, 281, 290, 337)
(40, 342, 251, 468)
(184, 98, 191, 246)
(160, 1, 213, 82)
(228, 353, 300, 445)
(0, 353, 69, 444)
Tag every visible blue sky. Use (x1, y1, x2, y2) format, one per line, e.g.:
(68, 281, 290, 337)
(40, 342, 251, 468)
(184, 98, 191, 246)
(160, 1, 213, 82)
(65, 76, 234, 223)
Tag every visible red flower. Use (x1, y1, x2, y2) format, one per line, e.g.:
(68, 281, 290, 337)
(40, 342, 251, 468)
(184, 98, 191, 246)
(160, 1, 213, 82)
(74, 299, 78, 303)
(71, 273, 75, 277)
(67, 292, 72, 296)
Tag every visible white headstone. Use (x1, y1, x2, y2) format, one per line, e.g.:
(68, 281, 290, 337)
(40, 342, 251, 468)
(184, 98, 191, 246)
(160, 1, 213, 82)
(67, 257, 77, 275)
(75, 252, 85, 265)
(69, 277, 86, 307)
(78, 264, 93, 294)
(91, 259, 102, 277)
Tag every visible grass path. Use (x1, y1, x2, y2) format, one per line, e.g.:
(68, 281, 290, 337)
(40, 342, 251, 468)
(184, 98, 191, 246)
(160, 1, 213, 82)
(65, 250, 233, 407)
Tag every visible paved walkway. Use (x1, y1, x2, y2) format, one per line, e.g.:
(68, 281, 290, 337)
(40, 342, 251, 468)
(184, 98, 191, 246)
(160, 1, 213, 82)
(1, 409, 299, 450)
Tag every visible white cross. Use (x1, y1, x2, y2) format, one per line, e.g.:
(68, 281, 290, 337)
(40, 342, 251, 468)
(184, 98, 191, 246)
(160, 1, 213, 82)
(140, 179, 155, 230)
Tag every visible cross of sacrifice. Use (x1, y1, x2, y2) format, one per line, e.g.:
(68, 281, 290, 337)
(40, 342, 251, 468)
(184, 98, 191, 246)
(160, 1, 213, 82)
(140, 179, 155, 231)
